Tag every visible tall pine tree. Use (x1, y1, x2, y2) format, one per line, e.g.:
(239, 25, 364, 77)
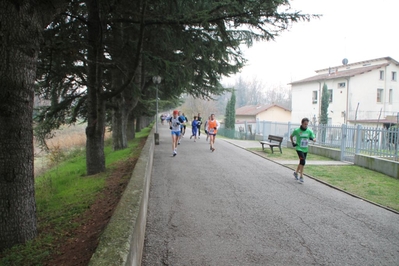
(320, 83, 330, 125)
(225, 90, 236, 129)
(229, 90, 236, 129)
(319, 83, 330, 143)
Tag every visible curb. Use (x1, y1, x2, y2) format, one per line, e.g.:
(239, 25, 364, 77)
(89, 127, 155, 266)
(223, 139, 399, 216)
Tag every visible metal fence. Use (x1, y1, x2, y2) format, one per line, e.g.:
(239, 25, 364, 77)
(218, 120, 399, 162)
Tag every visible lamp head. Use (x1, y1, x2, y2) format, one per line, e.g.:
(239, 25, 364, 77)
(152, 76, 162, 84)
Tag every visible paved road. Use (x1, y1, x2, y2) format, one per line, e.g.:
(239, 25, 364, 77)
(142, 125, 399, 266)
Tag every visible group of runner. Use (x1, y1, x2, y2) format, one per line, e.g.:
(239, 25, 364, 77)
(168, 110, 220, 157)
(167, 111, 315, 184)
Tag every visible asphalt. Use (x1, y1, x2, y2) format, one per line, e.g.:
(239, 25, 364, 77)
(142, 125, 399, 266)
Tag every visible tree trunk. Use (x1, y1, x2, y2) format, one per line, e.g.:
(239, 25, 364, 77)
(112, 96, 128, 150)
(127, 113, 136, 140)
(86, 0, 106, 175)
(135, 116, 141, 132)
(110, 20, 140, 150)
(0, 1, 40, 251)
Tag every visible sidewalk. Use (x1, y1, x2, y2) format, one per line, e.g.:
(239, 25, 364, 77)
(222, 138, 351, 165)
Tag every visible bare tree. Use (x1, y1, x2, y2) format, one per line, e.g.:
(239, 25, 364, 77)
(264, 86, 292, 109)
(229, 77, 292, 108)
(181, 95, 219, 119)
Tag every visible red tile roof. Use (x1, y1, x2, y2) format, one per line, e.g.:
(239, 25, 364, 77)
(290, 63, 389, 85)
(316, 56, 399, 72)
(235, 104, 291, 116)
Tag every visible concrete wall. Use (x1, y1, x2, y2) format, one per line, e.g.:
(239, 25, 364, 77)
(89, 128, 155, 266)
(308, 145, 341, 161)
(355, 154, 399, 179)
(286, 141, 341, 161)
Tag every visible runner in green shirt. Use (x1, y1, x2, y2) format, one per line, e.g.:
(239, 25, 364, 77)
(290, 118, 316, 183)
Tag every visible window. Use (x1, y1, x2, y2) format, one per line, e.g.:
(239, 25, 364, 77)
(328, 89, 333, 103)
(328, 67, 338, 74)
(389, 89, 393, 104)
(338, 82, 346, 88)
(312, 91, 318, 104)
(380, 70, 384, 80)
(377, 89, 383, 103)
(392, 71, 397, 81)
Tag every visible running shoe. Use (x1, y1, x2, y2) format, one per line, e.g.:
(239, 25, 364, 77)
(173, 151, 177, 157)
(211, 148, 215, 152)
(299, 177, 304, 183)
(178, 142, 180, 145)
(293, 172, 298, 180)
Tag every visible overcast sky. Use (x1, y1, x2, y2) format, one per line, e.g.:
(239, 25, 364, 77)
(222, 0, 399, 89)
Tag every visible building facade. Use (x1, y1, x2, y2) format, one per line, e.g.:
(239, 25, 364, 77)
(290, 57, 399, 126)
(234, 104, 291, 135)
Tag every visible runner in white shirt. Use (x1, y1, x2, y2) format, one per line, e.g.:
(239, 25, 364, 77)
(169, 110, 184, 156)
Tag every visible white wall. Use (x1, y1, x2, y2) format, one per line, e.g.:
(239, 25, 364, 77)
(348, 64, 399, 121)
(291, 82, 320, 124)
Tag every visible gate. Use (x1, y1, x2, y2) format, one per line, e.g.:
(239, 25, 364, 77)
(340, 124, 356, 162)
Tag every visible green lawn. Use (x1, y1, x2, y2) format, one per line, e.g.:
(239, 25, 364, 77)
(287, 165, 399, 212)
(249, 147, 331, 161)
(249, 147, 399, 212)
(0, 126, 151, 266)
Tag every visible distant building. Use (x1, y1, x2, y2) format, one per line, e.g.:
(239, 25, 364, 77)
(235, 104, 291, 123)
(290, 57, 399, 127)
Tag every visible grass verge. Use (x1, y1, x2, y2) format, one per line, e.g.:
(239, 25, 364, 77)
(298, 165, 399, 212)
(249, 147, 331, 161)
(250, 146, 399, 212)
(0, 126, 151, 266)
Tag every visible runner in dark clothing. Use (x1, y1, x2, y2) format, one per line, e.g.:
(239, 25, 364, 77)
(197, 113, 202, 139)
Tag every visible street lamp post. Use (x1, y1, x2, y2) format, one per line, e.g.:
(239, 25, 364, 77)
(153, 75, 162, 145)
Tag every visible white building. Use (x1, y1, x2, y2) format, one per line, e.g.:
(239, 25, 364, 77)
(290, 57, 399, 127)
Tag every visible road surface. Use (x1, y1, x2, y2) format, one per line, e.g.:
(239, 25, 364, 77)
(142, 125, 399, 266)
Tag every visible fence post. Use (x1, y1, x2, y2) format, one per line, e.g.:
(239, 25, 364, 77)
(287, 122, 291, 145)
(266, 121, 272, 140)
(395, 127, 399, 161)
(340, 124, 347, 161)
(256, 118, 260, 134)
(355, 124, 362, 154)
(244, 120, 248, 139)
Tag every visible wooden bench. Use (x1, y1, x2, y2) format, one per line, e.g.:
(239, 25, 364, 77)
(260, 135, 283, 153)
